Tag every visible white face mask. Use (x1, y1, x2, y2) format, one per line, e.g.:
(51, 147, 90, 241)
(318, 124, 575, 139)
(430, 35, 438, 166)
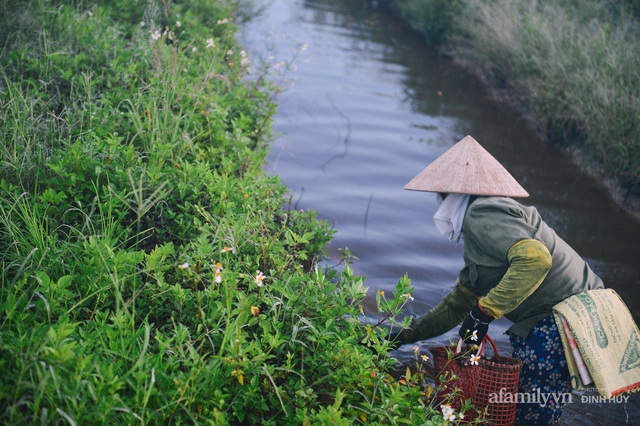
(433, 193, 470, 242)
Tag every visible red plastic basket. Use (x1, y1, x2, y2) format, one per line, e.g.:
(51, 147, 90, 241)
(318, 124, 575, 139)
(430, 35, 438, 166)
(431, 335, 523, 425)
(431, 339, 485, 412)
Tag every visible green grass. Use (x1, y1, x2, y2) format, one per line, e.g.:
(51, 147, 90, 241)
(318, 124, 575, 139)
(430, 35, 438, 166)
(0, 0, 479, 424)
(387, 0, 640, 197)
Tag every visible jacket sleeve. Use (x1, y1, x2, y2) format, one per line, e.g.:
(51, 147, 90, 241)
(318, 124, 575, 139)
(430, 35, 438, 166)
(403, 281, 477, 343)
(479, 238, 552, 318)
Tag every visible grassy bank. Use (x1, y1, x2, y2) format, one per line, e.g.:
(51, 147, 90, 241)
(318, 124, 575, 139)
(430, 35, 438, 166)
(0, 0, 477, 424)
(385, 0, 640, 208)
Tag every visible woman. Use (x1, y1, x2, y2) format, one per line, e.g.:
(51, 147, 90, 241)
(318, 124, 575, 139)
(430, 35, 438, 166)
(394, 135, 604, 425)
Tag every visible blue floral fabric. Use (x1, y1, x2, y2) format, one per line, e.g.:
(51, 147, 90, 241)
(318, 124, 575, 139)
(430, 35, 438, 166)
(509, 314, 572, 425)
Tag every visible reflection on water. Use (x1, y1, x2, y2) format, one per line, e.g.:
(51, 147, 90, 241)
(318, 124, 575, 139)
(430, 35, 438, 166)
(240, 0, 640, 358)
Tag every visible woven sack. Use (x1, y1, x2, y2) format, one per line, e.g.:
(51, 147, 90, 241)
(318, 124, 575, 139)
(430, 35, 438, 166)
(431, 335, 523, 425)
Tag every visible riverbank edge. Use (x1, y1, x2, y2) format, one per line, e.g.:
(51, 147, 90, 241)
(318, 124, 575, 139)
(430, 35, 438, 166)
(450, 53, 640, 222)
(379, 0, 640, 221)
(448, 53, 640, 222)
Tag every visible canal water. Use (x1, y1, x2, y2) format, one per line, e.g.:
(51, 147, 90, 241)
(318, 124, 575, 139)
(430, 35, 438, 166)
(240, 0, 640, 423)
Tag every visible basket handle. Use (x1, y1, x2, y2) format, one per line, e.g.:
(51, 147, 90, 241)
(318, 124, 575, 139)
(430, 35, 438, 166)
(455, 334, 499, 357)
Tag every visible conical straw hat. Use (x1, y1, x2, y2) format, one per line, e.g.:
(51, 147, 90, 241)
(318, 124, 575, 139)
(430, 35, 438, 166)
(404, 135, 529, 197)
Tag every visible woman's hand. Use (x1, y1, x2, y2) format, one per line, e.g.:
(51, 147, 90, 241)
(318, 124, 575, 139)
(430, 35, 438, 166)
(459, 303, 494, 343)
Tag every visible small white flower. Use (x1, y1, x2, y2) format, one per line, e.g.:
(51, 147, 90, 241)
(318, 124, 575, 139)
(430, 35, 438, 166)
(221, 246, 236, 253)
(255, 271, 266, 287)
(178, 262, 190, 269)
(206, 38, 215, 48)
(217, 18, 230, 24)
(192, 47, 197, 52)
(402, 293, 415, 301)
(470, 353, 481, 366)
(151, 30, 161, 40)
(471, 329, 478, 341)
(212, 262, 223, 283)
(441, 404, 454, 417)
(176, 21, 181, 27)
(140, 21, 146, 27)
